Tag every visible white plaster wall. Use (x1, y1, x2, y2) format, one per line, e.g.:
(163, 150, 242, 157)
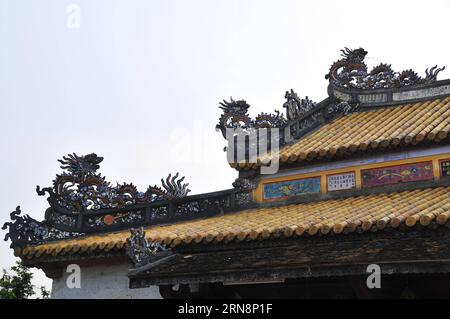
(51, 262, 162, 299)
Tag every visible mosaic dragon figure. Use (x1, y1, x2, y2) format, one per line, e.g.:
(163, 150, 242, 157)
(326, 47, 445, 89)
(2, 206, 83, 248)
(2, 206, 48, 247)
(126, 227, 168, 267)
(37, 153, 191, 212)
(283, 89, 316, 121)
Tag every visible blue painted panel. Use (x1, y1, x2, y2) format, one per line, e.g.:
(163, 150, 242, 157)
(263, 177, 321, 200)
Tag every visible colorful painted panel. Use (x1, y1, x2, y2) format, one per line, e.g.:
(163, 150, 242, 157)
(263, 177, 321, 200)
(441, 159, 450, 177)
(327, 172, 356, 191)
(361, 161, 433, 187)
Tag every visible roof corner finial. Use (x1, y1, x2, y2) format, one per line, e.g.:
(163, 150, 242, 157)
(126, 227, 168, 268)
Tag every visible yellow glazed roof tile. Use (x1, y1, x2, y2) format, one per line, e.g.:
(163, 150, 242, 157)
(258, 97, 450, 168)
(18, 186, 450, 259)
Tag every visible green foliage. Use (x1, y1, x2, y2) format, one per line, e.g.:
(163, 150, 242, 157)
(0, 261, 50, 299)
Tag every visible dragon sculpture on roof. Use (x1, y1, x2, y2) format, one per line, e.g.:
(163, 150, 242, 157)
(37, 153, 191, 212)
(2, 206, 83, 248)
(215, 91, 318, 139)
(326, 47, 445, 89)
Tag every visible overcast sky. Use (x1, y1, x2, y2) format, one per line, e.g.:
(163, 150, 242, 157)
(0, 0, 449, 294)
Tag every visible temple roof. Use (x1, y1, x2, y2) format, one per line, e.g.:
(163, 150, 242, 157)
(238, 97, 450, 170)
(17, 185, 450, 260)
(3, 47, 450, 267)
(215, 47, 449, 171)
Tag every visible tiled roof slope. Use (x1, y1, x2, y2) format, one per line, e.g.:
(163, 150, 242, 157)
(18, 186, 450, 259)
(240, 97, 450, 169)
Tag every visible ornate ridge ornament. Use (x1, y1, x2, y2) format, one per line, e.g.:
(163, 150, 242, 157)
(326, 101, 359, 117)
(283, 89, 316, 121)
(215, 92, 363, 162)
(215, 91, 317, 138)
(2, 206, 84, 248)
(232, 178, 258, 190)
(216, 97, 286, 138)
(126, 227, 169, 267)
(37, 153, 191, 212)
(326, 47, 445, 89)
(2, 154, 256, 248)
(216, 47, 448, 163)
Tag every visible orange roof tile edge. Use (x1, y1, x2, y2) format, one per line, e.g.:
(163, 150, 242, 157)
(17, 186, 450, 259)
(233, 97, 450, 170)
